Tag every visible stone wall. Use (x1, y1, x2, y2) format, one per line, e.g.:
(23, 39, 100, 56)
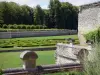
(0, 30, 77, 39)
(55, 43, 92, 64)
(78, 1, 100, 45)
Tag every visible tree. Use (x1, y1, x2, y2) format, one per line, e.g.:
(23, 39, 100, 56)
(34, 5, 44, 25)
(0, 1, 78, 29)
(53, 0, 61, 28)
(49, 0, 55, 28)
(21, 5, 33, 24)
(43, 9, 51, 28)
(0, 3, 4, 24)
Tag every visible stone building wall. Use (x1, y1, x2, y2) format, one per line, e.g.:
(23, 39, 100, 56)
(78, 1, 100, 45)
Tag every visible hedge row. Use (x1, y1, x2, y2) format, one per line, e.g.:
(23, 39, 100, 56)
(0, 39, 79, 48)
(0, 24, 47, 29)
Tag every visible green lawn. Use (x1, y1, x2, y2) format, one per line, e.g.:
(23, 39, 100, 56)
(0, 35, 78, 69)
(10, 35, 78, 40)
(0, 51, 55, 69)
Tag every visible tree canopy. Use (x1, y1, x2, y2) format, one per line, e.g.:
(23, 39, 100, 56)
(0, 0, 78, 29)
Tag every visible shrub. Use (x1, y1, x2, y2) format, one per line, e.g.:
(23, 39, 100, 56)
(8, 25, 15, 29)
(21, 25, 27, 29)
(43, 25, 47, 29)
(83, 43, 100, 75)
(39, 25, 43, 29)
(2, 24, 8, 29)
(0, 24, 3, 28)
(30, 25, 35, 29)
(16, 25, 22, 29)
(35, 25, 40, 29)
(85, 28, 100, 43)
(26, 25, 31, 29)
(1, 24, 48, 29)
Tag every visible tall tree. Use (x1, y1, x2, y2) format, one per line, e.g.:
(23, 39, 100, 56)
(60, 2, 73, 29)
(0, 2, 4, 24)
(53, 0, 61, 28)
(0, 1, 78, 29)
(34, 5, 44, 25)
(21, 5, 33, 24)
(49, 0, 55, 28)
(44, 9, 51, 28)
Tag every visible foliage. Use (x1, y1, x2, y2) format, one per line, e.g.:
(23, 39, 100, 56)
(48, 0, 78, 29)
(83, 43, 100, 75)
(0, 38, 79, 48)
(85, 28, 100, 43)
(2, 24, 8, 28)
(0, 24, 47, 29)
(44, 71, 83, 75)
(0, 1, 78, 29)
(34, 5, 45, 25)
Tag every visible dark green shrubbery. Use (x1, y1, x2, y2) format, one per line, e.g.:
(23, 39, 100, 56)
(0, 24, 3, 28)
(16, 25, 22, 29)
(30, 25, 36, 29)
(8, 25, 16, 29)
(26, 25, 31, 29)
(0, 24, 47, 29)
(85, 28, 100, 43)
(43, 25, 47, 29)
(35, 25, 40, 29)
(21, 25, 27, 29)
(2, 24, 8, 29)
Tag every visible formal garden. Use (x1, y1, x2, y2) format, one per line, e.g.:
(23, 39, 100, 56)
(1, 0, 100, 75)
(0, 35, 78, 68)
(0, 35, 80, 75)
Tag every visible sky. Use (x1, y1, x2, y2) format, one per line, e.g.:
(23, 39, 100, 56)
(0, 0, 100, 9)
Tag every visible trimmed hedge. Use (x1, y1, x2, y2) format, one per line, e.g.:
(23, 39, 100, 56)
(0, 39, 79, 48)
(0, 24, 47, 29)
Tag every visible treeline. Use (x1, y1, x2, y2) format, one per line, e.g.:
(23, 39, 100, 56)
(0, 0, 78, 29)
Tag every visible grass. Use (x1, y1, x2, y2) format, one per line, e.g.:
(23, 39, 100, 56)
(1, 35, 78, 40)
(83, 43, 100, 75)
(0, 34, 79, 74)
(44, 72, 82, 75)
(0, 51, 55, 69)
(0, 46, 55, 50)
(0, 35, 79, 49)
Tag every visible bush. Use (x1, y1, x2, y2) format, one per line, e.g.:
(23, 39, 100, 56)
(85, 28, 100, 43)
(0, 24, 3, 28)
(8, 25, 15, 29)
(43, 25, 47, 29)
(26, 25, 31, 29)
(16, 25, 22, 29)
(30, 25, 35, 29)
(21, 25, 27, 29)
(2, 24, 8, 29)
(1, 24, 49, 29)
(39, 25, 43, 29)
(83, 43, 100, 75)
(35, 25, 40, 29)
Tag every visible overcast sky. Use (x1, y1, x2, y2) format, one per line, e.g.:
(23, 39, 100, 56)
(0, 0, 100, 9)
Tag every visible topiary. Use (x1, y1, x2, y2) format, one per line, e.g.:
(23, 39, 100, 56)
(2, 24, 8, 29)
(8, 25, 15, 29)
(16, 25, 22, 29)
(21, 25, 26, 29)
